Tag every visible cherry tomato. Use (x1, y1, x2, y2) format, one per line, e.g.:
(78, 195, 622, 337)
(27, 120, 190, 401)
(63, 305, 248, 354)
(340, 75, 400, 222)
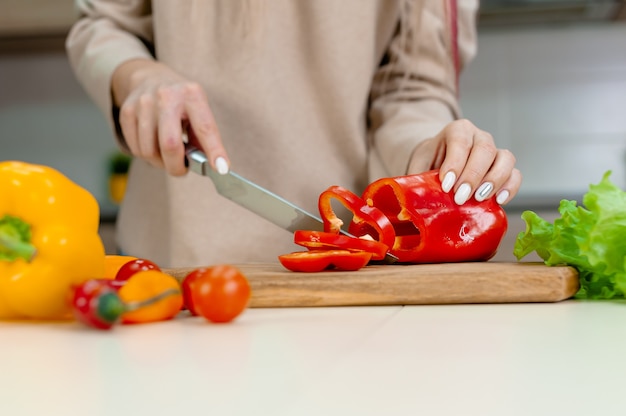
(278, 249, 372, 272)
(70, 279, 126, 330)
(104, 254, 138, 279)
(115, 258, 161, 282)
(185, 265, 251, 323)
(181, 269, 204, 316)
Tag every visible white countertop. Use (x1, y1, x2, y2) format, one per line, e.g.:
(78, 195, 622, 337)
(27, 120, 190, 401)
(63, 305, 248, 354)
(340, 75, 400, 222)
(2, 300, 626, 416)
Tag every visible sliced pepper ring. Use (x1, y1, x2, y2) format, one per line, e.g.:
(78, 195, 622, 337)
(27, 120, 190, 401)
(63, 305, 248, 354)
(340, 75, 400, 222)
(278, 250, 372, 273)
(318, 185, 396, 250)
(293, 230, 389, 261)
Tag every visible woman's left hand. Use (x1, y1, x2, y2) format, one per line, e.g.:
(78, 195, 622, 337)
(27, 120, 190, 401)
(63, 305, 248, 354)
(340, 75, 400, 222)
(406, 119, 522, 205)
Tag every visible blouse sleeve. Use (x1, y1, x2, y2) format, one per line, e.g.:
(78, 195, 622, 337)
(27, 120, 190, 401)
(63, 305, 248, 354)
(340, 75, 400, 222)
(368, 0, 479, 179)
(65, 0, 155, 135)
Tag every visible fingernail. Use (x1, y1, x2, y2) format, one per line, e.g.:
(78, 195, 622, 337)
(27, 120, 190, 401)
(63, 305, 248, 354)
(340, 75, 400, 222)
(441, 171, 456, 193)
(474, 182, 494, 202)
(454, 183, 472, 205)
(215, 156, 229, 175)
(496, 190, 509, 205)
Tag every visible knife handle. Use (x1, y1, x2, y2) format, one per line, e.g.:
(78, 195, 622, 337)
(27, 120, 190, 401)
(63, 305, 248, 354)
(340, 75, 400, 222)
(184, 145, 209, 176)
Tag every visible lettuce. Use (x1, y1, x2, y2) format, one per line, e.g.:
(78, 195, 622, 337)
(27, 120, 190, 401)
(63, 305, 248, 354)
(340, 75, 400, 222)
(514, 171, 626, 299)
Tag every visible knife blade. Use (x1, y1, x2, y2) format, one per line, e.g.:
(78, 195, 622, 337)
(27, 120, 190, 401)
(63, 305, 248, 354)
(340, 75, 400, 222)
(185, 146, 398, 263)
(184, 146, 346, 235)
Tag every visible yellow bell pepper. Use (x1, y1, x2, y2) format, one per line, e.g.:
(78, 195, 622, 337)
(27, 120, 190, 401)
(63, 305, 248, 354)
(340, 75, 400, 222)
(0, 161, 105, 320)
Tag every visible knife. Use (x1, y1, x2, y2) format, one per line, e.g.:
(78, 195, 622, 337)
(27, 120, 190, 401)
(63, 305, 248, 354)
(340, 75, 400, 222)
(184, 145, 348, 235)
(185, 146, 398, 263)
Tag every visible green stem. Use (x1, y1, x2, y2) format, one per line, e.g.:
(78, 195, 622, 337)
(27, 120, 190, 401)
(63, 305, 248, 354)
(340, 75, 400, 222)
(0, 215, 37, 262)
(124, 288, 181, 312)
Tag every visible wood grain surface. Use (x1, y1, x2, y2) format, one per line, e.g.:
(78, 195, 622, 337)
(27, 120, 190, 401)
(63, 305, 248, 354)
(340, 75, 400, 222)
(164, 262, 580, 308)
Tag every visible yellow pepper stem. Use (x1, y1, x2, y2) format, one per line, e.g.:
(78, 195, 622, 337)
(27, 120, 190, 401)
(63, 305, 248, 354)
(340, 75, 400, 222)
(0, 215, 37, 262)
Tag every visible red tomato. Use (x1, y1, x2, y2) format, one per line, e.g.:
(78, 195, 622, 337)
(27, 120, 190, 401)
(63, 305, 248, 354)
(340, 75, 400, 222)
(278, 249, 372, 272)
(115, 258, 161, 282)
(181, 268, 204, 316)
(293, 230, 389, 261)
(185, 265, 251, 323)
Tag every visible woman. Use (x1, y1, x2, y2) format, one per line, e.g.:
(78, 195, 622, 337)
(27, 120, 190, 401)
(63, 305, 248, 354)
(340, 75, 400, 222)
(66, 0, 521, 267)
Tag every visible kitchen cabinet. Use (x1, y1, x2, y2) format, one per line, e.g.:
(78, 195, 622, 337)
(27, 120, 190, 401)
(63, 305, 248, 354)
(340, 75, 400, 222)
(3, 0, 625, 37)
(0, 44, 120, 219)
(479, 0, 626, 26)
(2, 301, 626, 415)
(0, 0, 76, 52)
(0, 0, 75, 37)
(460, 23, 626, 204)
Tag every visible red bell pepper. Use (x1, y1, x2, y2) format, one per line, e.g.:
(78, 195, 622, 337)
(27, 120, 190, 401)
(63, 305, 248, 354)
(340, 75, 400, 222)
(359, 170, 508, 263)
(280, 170, 507, 271)
(318, 186, 396, 250)
(293, 230, 389, 261)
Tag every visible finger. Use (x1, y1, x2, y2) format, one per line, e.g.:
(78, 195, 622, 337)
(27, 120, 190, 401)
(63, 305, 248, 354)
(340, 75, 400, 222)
(406, 138, 440, 175)
(119, 102, 140, 157)
(155, 86, 187, 176)
(436, 119, 474, 192)
(157, 114, 186, 176)
(136, 94, 164, 169)
(495, 168, 522, 205)
(450, 131, 497, 205)
(429, 141, 446, 171)
(473, 149, 516, 202)
(183, 83, 230, 174)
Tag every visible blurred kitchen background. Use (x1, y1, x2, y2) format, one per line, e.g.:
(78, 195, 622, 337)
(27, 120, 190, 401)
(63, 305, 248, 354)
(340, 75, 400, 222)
(1, 0, 626, 259)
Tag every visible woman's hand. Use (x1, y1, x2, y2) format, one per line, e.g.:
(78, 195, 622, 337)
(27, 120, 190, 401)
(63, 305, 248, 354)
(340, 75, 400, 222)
(406, 119, 521, 205)
(111, 59, 229, 176)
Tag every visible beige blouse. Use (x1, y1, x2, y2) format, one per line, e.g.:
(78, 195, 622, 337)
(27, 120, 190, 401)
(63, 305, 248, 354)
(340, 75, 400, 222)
(66, 0, 478, 267)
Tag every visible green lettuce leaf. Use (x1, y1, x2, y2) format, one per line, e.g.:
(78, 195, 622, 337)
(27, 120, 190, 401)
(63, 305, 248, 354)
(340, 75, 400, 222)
(514, 171, 626, 299)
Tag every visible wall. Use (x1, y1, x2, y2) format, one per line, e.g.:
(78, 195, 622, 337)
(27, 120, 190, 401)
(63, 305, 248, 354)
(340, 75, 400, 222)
(460, 22, 626, 207)
(0, 48, 120, 217)
(1, 22, 625, 219)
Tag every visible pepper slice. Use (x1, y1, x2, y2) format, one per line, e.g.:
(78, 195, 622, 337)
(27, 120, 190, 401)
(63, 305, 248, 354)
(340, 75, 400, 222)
(293, 230, 389, 261)
(278, 250, 372, 273)
(360, 170, 508, 263)
(318, 185, 396, 249)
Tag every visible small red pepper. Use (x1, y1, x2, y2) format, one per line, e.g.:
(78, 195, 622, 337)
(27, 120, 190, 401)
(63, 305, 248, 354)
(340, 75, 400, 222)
(359, 170, 508, 263)
(318, 186, 396, 250)
(70, 279, 125, 330)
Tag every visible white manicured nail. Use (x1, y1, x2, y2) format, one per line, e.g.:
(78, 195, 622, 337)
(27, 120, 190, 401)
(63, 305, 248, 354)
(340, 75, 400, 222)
(475, 182, 494, 202)
(215, 156, 229, 175)
(441, 171, 456, 193)
(454, 183, 472, 205)
(496, 190, 509, 205)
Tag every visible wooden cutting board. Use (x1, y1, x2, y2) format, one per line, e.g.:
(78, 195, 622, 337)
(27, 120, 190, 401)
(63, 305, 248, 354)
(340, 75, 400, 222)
(164, 261, 580, 307)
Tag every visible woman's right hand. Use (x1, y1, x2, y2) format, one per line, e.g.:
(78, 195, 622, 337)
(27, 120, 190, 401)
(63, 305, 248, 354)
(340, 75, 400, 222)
(111, 58, 229, 176)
